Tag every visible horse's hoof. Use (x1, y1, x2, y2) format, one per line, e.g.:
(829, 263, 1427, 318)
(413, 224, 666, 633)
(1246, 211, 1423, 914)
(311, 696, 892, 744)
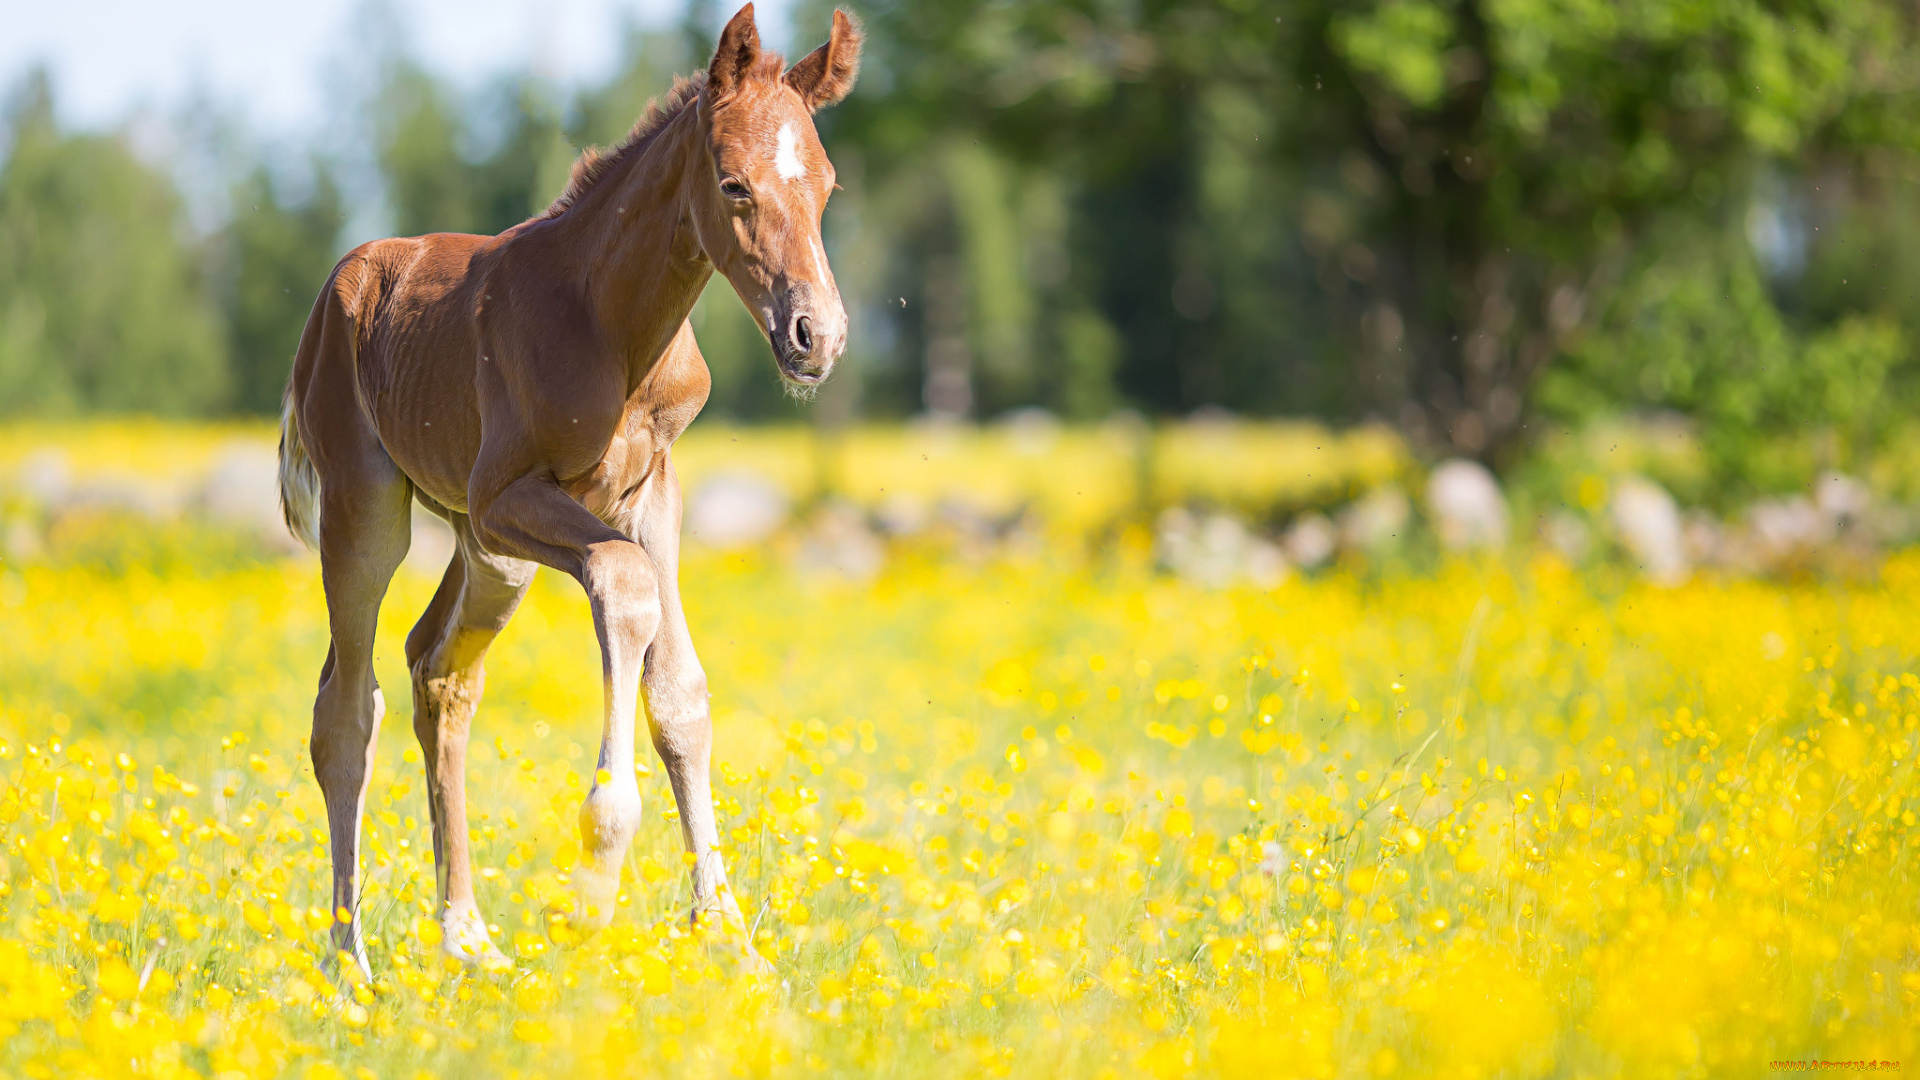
(740, 942, 777, 979)
(564, 867, 621, 934)
(442, 937, 513, 972)
(690, 906, 776, 978)
(321, 941, 374, 992)
(440, 911, 513, 971)
(541, 902, 598, 947)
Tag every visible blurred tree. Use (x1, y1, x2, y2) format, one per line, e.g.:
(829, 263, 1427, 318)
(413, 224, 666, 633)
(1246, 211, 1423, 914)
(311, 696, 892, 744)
(1537, 217, 1909, 500)
(375, 60, 475, 236)
(571, 22, 690, 146)
(1302, 0, 1919, 461)
(813, 0, 1920, 456)
(468, 77, 574, 230)
(0, 70, 229, 415)
(374, 58, 571, 238)
(819, 0, 1309, 421)
(223, 163, 344, 414)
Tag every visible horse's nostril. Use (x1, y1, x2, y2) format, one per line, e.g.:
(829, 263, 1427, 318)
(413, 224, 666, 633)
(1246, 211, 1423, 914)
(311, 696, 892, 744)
(794, 316, 813, 355)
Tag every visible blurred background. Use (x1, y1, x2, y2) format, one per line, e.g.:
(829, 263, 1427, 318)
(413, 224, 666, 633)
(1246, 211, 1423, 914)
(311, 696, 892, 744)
(6, 0, 1920, 579)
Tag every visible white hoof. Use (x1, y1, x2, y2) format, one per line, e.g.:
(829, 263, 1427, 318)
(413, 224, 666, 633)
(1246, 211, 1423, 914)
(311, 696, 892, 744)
(440, 909, 512, 972)
(568, 865, 622, 932)
(322, 934, 374, 995)
(691, 904, 775, 977)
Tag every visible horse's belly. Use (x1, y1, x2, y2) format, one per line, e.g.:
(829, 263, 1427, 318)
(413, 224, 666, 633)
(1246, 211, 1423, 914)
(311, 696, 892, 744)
(412, 472, 472, 514)
(373, 414, 477, 515)
(368, 365, 484, 514)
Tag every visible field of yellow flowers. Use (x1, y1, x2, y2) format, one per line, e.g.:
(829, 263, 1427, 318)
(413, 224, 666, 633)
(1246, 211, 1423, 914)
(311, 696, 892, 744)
(2, 428, 1919, 1078)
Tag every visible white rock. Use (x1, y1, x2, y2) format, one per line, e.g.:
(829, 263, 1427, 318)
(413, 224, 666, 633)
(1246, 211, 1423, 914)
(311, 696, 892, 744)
(2, 517, 43, 562)
(931, 495, 1007, 560)
(404, 506, 459, 576)
(874, 491, 931, 537)
(1541, 510, 1589, 561)
(1246, 539, 1292, 589)
(1338, 487, 1410, 552)
(1155, 506, 1290, 588)
(17, 449, 70, 504)
(1426, 459, 1508, 551)
(201, 441, 282, 535)
(1155, 506, 1197, 574)
(1682, 511, 1723, 566)
(1815, 473, 1871, 524)
(1193, 513, 1251, 587)
(1610, 476, 1688, 585)
(1746, 497, 1832, 567)
(685, 471, 789, 549)
(68, 474, 181, 518)
(1282, 512, 1338, 570)
(795, 500, 885, 581)
(998, 406, 1062, 456)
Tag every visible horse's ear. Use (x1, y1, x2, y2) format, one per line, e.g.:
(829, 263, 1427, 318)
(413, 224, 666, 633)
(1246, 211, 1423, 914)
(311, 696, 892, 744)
(784, 9, 863, 112)
(708, 3, 762, 102)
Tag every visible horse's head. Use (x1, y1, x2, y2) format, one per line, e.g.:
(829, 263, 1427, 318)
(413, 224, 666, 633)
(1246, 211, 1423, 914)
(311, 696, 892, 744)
(691, 4, 861, 390)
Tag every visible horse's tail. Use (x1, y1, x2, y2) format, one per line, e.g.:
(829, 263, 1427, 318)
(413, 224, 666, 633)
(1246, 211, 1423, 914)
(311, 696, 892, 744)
(278, 388, 321, 551)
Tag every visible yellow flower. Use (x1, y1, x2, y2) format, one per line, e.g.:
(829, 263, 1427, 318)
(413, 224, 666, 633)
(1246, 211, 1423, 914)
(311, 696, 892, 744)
(95, 959, 140, 1001)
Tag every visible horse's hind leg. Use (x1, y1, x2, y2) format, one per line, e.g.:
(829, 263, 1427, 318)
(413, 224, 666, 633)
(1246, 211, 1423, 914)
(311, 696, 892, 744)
(405, 511, 534, 968)
(309, 457, 412, 981)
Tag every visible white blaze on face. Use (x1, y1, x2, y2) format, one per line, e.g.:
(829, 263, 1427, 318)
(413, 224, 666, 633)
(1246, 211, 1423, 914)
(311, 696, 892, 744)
(809, 236, 829, 282)
(774, 121, 806, 181)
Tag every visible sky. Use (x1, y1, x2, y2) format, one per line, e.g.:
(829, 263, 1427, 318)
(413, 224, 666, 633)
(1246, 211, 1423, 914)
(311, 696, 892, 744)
(2, 0, 800, 136)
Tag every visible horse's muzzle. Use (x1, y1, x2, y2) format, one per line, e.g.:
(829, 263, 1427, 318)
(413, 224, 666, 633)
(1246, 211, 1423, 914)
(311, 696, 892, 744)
(771, 286, 846, 385)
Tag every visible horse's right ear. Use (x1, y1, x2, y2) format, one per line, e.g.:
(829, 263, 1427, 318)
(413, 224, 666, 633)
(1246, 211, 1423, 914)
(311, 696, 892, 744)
(784, 9, 863, 112)
(708, 4, 762, 102)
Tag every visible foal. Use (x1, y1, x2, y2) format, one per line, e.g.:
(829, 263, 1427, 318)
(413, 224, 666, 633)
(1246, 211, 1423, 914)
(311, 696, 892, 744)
(278, 4, 859, 976)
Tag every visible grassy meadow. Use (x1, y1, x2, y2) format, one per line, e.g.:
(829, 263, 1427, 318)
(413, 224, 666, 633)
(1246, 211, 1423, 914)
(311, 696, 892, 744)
(0, 422, 1916, 1078)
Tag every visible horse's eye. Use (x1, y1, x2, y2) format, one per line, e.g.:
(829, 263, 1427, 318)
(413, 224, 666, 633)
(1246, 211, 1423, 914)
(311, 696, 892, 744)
(720, 178, 750, 200)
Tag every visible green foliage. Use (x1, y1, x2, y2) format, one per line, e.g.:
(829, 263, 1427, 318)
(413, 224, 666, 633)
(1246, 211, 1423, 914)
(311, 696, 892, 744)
(223, 165, 343, 414)
(1335, 1, 1453, 108)
(1295, 0, 1918, 457)
(805, 0, 1919, 443)
(0, 71, 229, 416)
(824, 0, 1309, 419)
(376, 64, 473, 237)
(374, 64, 574, 238)
(1538, 223, 1909, 498)
(571, 21, 692, 147)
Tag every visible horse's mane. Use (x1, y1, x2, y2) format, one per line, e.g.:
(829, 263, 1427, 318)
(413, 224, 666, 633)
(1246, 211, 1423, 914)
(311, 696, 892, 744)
(539, 71, 709, 221)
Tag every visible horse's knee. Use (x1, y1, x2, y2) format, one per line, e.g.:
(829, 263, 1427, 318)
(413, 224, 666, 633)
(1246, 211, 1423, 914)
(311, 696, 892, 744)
(649, 680, 712, 767)
(582, 542, 661, 649)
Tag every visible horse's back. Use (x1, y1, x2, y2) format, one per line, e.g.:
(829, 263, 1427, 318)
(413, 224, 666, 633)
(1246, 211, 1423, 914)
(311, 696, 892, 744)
(294, 232, 499, 511)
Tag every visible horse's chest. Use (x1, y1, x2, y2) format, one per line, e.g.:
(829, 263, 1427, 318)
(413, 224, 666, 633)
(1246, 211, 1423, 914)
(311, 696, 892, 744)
(559, 386, 699, 532)
(564, 435, 660, 528)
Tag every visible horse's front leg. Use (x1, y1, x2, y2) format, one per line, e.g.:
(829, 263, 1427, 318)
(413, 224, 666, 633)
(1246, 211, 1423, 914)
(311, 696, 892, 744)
(633, 455, 758, 948)
(470, 473, 657, 931)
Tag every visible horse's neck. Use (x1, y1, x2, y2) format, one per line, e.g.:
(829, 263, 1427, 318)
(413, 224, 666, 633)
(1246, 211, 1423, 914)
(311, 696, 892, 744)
(564, 109, 713, 380)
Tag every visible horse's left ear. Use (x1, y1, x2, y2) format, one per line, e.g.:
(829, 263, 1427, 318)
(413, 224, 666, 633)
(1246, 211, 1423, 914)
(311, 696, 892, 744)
(784, 9, 863, 111)
(709, 3, 763, 102)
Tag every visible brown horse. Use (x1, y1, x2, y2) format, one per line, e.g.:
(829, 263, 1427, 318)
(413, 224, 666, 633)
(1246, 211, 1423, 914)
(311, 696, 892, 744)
(277, 4, 859, 976)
